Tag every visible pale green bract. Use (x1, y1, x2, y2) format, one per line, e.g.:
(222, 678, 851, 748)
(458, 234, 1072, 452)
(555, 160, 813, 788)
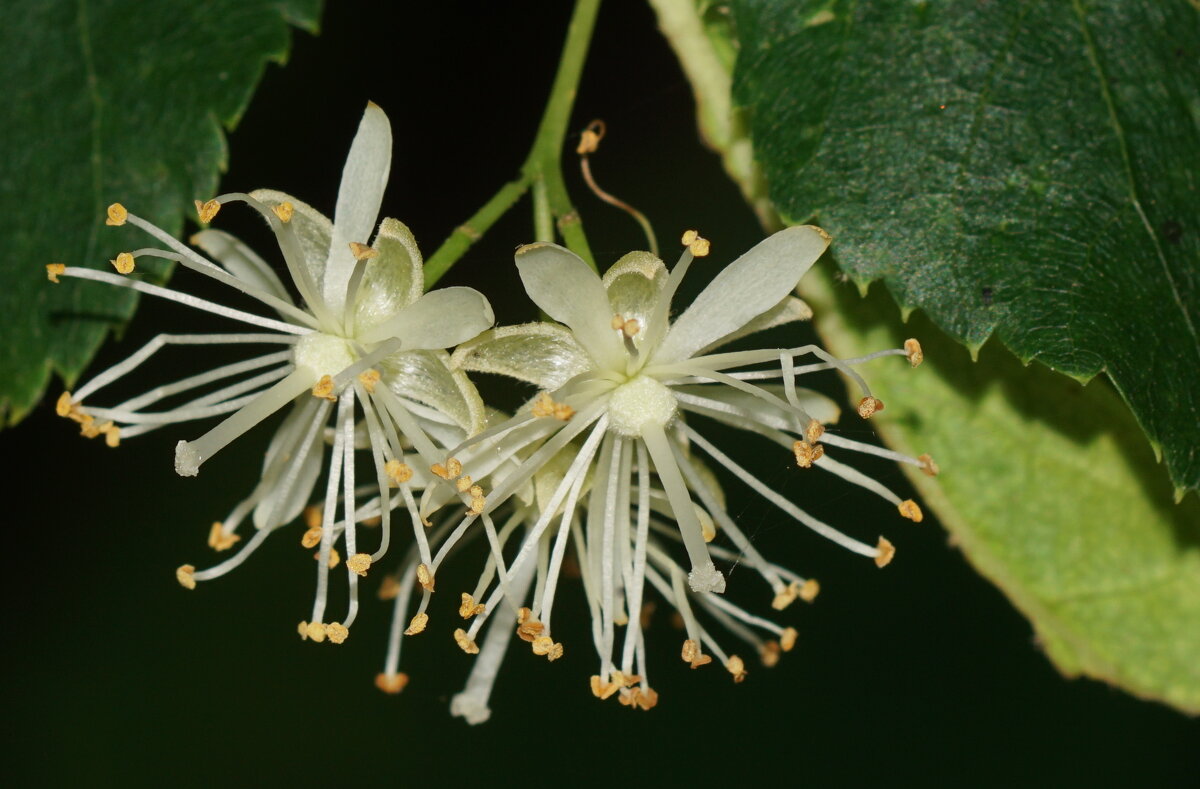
(370, 228, 933, 721)
(51, 103, 495, 639)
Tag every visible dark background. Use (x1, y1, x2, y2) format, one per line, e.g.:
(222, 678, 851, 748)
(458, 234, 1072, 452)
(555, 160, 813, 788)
(7, 2, 1197, 786)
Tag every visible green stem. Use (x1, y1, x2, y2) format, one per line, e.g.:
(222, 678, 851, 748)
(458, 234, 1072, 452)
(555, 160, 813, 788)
(424, 0, 601, 286)
(424, 177, 529, 287)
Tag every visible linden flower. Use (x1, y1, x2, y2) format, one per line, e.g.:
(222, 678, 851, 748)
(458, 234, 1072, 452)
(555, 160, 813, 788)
(49, 103, 495, 639)
(372, 228, 934, 718)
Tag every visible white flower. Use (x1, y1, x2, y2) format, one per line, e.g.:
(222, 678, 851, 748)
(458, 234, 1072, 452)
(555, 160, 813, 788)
(49, 103, 495, 641)
(387, 228, 934, 717)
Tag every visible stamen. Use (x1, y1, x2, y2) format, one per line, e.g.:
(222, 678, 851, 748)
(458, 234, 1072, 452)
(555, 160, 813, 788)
(385, 460, 413, 486)
(349, 242, 377, 260)
(301, 526, 322, 549)
(306, 622, 328, 643)
(792, 440, 825, 469)
(726, 655, 747, 683)
(681, 639, 712, 669)
(105, 203, 128, 226)
(875, 537, 896, 568)
(347, 553, 372, 576)
(454, 628, 480, 654)
(207, 522, 240, 551)
(898, 499, 923, 522)
(857, 396, 884, 419)
(272, 202, 294, 223)
(358, 369, 381, 394)
(416, 563, 435, 592)
(375, 673, 409, 694)
(919, 454, 940, 476)
(405, 612, 429, 635)
(904, 338, 924, 367)
(311, 375, 336, 401)
(175, 564, 196, 590)
(781, 627, 798, 651)
(46, 263, 65, 283)
(680, 229, 710, 257)
(111, 252, 135, 275)
(327, 623, 349, 644)
(459, 593, 485, 619)
(194, 199, 221, 224)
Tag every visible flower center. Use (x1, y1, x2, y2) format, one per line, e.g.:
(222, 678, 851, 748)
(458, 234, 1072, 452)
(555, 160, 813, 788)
(293, 332, 355, 377)
(606, 374, 677, 437)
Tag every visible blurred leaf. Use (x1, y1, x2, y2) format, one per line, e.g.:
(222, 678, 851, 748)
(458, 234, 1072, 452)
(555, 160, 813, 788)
(728, 0, 1200, 494)
(804, 260, 1200, 714)
(0, 0, 321, 424)
(651, 0, 1200, 712)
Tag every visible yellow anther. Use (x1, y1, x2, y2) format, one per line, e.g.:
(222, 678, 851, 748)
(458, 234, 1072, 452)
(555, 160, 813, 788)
(377, 576, 400, 601)
(311, 374, 336, 401)
(459, 593, 485, 619)
(919, 453, 940, 477)
(384, 459, 413, 486)
(304, 505, 322, 529)
(468, 494, 486, 515)
(781, 627, 798, 652)
(404, 612, 429, 636)
(612, 670, 642, 688)
(416, 563, 435, 592)
(55, 391, 74, 417)
(621, 318, 640, 338)
(454, 628, 480, 654)
(898, 499, 924, 522)
(446, 458, 463, 477)
(857, 396, 884, 419)
(611, 314, 626, 331)
(589, 675, 619, 700)
(347, 553, 372, 577)
(531, 391, 575, 421)
(875, 536, 896, 568)
(375, 672, 409, 694)
(468, 484, 484, 498)
(792, 439, 824, 468)
(680, 229, 710, 256)
(904, 338, 924, 367)
(327, 622, 349, 644)
(207, 521, 240, 552)
(635, 687, 659, 711)
(105, 203, 128, 226)
(553, 402, 575, 421)
(760, 641, 781, 668)
(805, 418, 825, 444)
(300, 526, 322, 549)
(700, 514, 716, 543)
(297, 621, 309, 640)
(79, 415, 100, 438)
(349, 242, 377, 260)
(272, 202, 294, 223)
(306, 622, 328, 643)
(516, 617, 544, 643)
(110, 252, 135, 275)
(313, 547, 340, 568)
(681, 638, 712, 669)
(175, 564, 196, 590)
(455, 475, 474, 493)
(726, 655, 748, 683)
(613, 611, 629, 626)
(516, 607, 531, 624)
(101, 423, 121, 447)
(772, 581, 800, 611)
(194, 199, 221, 224)
(358, 369, 381, 393)
(46, 263, 66, 283)
(799, 579, 820, 602)
(532, 636, 563, 661)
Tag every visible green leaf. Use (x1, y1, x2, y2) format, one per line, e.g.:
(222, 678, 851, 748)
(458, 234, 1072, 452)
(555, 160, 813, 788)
(802, 259, 1200, 714)
(727, 0, 1200, 494)
(650, 0, 1200, 713)
(0, 0, 321, 424)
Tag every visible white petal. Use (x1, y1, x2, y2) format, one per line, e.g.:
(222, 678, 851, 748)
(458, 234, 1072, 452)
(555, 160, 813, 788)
(652, 226, 831, 365)
(359, 287, 494, 349)
(191, 229, 292, 305)
(697, 295, 812, 355)
(323, 102, 393, 311)
(353, 217, 425, 333)
(515, 242, 623, 369)
(602, 251, 668, 348)
(450, 322, 591, 390)
(381, 349, 487, 435)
